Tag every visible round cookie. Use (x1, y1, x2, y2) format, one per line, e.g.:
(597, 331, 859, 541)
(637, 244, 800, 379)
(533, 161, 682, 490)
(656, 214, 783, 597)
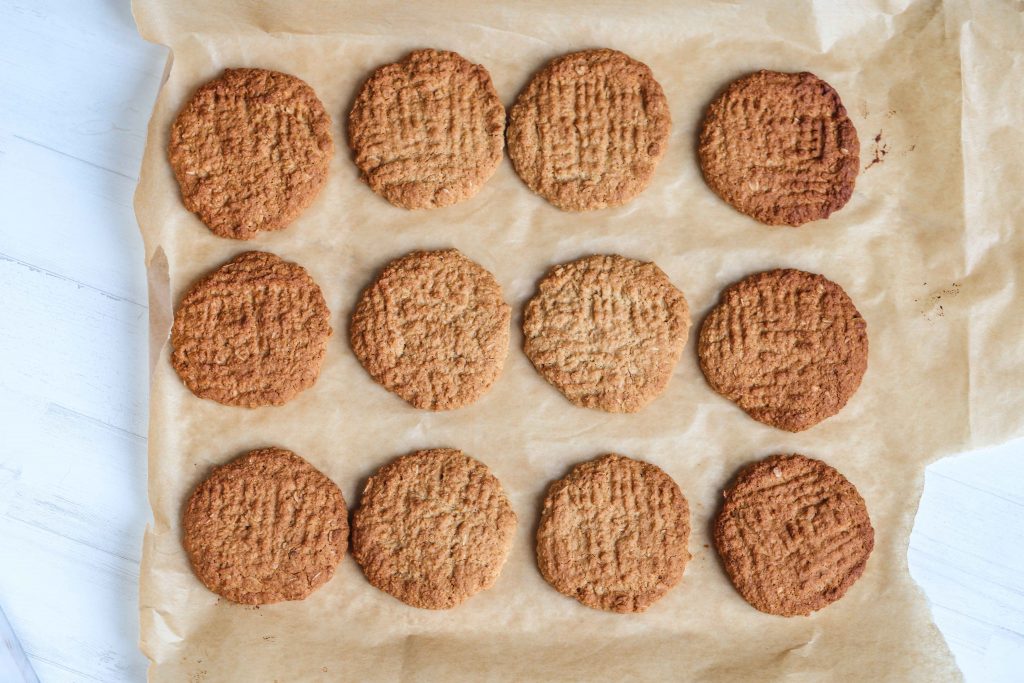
(507, 49, 672, 211)
(698, 269, 867, 431)
(351, 448, 517, 609)
(169, 68, 333, 240)
(183, 447, 348, 605)
(698, 70, 859, 226)
(171, 251, 332, 408)
(350, 249, 510, 410)
(537, 454, 690, 613)
(348, 49, 505, 209)
(523, 254, 690, 413)
(714, 454, 875, 616)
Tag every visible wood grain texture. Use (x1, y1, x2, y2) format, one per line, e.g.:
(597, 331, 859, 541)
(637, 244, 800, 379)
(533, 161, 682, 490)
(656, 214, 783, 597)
(0, 1, 1021, 681)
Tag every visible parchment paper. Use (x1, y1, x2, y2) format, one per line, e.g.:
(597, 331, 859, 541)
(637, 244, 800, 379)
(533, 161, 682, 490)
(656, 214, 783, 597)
(131, 1, 1024, 680)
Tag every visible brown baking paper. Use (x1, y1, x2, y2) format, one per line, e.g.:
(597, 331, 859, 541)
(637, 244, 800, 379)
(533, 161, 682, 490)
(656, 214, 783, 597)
(132, 1, 1024, 680)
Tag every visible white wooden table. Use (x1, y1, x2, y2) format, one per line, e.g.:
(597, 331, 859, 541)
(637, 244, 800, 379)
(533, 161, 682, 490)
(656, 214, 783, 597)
(0, 2, 1021, 681)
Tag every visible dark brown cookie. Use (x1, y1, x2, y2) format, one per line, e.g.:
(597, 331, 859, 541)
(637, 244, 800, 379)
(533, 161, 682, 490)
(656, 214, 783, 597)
(351, 448, 517, 609)
(169, 68, 333, 240)
(537, 454, 690, 613)
(350, 249, 510, 410)
(507, 49, 671, 211)
(523, 254, 690, 412)
(348, 49, 505, 209)
(171, 251, 332, 408)
(183, 447, 348, 605)
(698, 269, 867, 431)
(714, 454, 875, 616)
(698, 70, 859, 226)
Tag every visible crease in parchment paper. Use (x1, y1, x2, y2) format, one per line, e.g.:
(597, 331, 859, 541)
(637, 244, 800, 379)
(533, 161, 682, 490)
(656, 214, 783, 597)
(130, 1, 1024, 681)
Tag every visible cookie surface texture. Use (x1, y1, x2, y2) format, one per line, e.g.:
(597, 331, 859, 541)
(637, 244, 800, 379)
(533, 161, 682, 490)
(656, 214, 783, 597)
(169, 68, 333, 239)
(351, 448, 517, 609)
(698, 269, 867, 431)
(348, 49, 505, 209)
(350, 249, 510, 410)
(183, 447, 348, 605)
(714, 454, 875, 616)
(698, 70, 859, 226)
(537, 454, 690, 613)
(523, 254, 690, 412)
(507, 48, 671, 211)
(171, 251, 332, 408)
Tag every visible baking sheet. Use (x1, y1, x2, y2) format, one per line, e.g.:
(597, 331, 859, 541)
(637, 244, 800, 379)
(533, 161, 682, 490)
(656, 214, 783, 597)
(131, 1, 1024, 680)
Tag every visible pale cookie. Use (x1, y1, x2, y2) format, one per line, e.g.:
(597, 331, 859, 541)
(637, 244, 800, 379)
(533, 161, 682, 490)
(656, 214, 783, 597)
(537, 454, 691, 613)
(698, 269, 867, 431)
(507, 49, 672, 211)
(350, 249, 510, 410)
(171, 251, 332, 408)
(523, 254, 690, 412)
(348, 49, 505, 209)
(351, 448, 517, 609)
(183, 447, 348, 605)
(698, 70, 859, 226)
(714, 454, 875, 616)
(169, 68, 333, 240)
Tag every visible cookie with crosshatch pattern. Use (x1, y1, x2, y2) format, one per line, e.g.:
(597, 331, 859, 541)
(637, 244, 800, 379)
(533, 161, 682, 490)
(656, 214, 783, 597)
(714, 454, 874, 616)
(171, 251, 332, 408)
(169, 68, 333, 239)
(697, 268, 867, 431)
(523, 254, 690, 412)
(183, 447, 348, 604)
(507, 49, 671, 210)
(536, 454, 691, 612)
(350, 249, 510, 410)
(351, 448, 516, 609)
(698, 70, 859, 226)
(348, 49, 505, 209)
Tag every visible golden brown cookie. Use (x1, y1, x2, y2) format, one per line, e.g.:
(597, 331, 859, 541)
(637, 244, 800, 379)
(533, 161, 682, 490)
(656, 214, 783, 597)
(537, 454, 690, 613)
(183, 447, 348, 605)
(523, 255, 690, 412)
(169, 68, 333, 240)
(507, 49, 671, 211)
(714, 454, 874, 616)
(351, 448, 517, 609)
(171, 251, 332, 408)
(698, 70, 859, 226)
(350, 249, 510, 410)
(698, 269, 867, 431)
(348, 49, 505, 209)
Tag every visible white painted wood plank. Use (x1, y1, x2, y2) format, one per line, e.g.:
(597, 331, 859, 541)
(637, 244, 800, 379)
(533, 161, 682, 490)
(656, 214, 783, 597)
(0, 0, 163, 303)
(0, 1, 165, 178)
(911, 447, 1024, 682)
(0, 258, 148, 436)
(0, 2, 162, 680)
(0, 134, 148, 306)
(0, 520, 144, 683)
(0, 259, 150, 682)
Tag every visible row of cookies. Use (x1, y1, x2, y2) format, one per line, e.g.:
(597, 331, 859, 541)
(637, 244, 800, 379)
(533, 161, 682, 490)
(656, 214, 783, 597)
(184, 445, 874, 616)
(171, 249, 868, 431)
(169, 49, 860, 240)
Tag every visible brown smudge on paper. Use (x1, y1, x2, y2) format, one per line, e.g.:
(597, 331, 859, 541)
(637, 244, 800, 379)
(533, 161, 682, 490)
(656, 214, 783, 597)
(915, 282, 961, 321)
(864, 130, 890, 170)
